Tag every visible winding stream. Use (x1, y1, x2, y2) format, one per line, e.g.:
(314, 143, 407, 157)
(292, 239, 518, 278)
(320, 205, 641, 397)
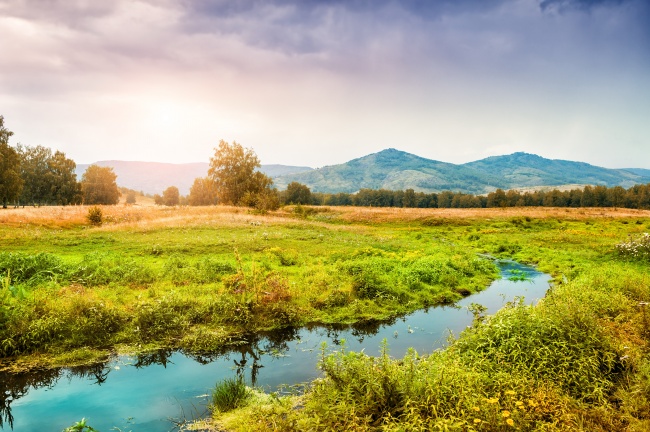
(0, 260, 551, 431)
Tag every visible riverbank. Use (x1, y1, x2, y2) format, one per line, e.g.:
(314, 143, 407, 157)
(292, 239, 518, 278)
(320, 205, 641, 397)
(1, 205, 648, 373)
(207, 261, 650, 432)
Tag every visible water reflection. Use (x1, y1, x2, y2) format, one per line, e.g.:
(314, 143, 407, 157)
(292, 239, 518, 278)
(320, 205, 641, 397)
(0, 260, 550, 431)
(0, 362, 112, 429)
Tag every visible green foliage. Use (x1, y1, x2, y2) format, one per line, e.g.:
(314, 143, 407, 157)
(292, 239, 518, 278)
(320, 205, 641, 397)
(212, 377, 251, 413)
(86, 206, 103, 226)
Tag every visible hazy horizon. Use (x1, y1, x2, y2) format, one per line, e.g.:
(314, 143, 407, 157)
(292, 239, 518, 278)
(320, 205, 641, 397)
(2, 0, 649, 169)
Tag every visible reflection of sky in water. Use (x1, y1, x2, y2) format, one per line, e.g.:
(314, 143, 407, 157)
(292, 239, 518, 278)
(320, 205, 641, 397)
(3, 261, 550, 432)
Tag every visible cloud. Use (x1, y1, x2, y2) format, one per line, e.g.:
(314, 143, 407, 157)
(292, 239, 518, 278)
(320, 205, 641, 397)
(0, 0, 648, 168)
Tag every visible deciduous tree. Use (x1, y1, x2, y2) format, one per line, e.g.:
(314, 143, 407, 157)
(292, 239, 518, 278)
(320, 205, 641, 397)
(188, 177, 218, 206)
(283, 182, 312, 205)
(207, 140, 274, 206)
(18, 145, 81, 205)
(0, 116, 23, 208)
(162, 186, 180, 206)
(81, 165, 120, 205)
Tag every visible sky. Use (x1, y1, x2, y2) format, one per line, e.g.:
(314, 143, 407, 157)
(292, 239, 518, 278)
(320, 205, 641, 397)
(1, 0, 649, 169)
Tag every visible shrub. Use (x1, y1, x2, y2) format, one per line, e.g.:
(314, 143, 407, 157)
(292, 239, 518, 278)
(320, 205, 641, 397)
(86, 206, 103, 226)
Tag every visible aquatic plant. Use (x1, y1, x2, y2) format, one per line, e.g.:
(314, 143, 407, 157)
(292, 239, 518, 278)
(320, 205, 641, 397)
(63, 418, 98, 432)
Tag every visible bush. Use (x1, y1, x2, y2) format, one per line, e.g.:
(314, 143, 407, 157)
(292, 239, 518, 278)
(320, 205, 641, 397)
(86, 206, 103, 226)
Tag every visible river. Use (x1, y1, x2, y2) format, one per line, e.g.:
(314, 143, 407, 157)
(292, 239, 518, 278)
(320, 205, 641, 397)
(0, 260, 551, 431)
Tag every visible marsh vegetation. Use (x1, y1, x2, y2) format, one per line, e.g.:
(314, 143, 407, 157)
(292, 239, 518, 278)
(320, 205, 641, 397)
(1, 205, 649, 431)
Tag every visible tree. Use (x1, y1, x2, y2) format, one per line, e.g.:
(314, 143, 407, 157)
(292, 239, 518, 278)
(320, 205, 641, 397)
(81, 165, 120, 205)
(486, 189, 507, 208)
(0, 116, 23, 208)
(17, 144, 50, 205)
(283, 182, 312, 205)
(162, 186, 180, 206)
(125, 190, 137, 204)
(17, 145, 81, 205)
(207, 140, 274, 206)
(48, 150, 82, 205)
(188, 177, 218, 206)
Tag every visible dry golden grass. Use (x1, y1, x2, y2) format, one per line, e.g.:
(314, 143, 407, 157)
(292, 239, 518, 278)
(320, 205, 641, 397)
(330, 206, 650, 223)
(1, 205, 648, 230)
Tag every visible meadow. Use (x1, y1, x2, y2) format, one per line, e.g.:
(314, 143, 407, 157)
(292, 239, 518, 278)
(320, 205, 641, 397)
(1, 205, 650, 431)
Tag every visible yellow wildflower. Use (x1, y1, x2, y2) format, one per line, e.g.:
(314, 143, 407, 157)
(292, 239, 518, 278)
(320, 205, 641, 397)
(506, 418, 514, 426)
(474, 419, 482, 424)
(515, 401, 524, 407)
(502, 410, 511, 418)
(487, 398, 499, 404)
(472, 406, 480, 412)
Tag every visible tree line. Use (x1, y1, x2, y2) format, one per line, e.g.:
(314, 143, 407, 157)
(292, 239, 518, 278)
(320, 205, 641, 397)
(0, 116, 120, 208)
(279, 184, 650, 209)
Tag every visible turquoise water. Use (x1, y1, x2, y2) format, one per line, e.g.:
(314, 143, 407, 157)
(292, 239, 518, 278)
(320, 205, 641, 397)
(0, 261, 550, 431)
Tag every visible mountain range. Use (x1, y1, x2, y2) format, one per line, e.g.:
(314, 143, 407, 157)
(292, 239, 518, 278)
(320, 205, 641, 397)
(76, 149, 650, 196)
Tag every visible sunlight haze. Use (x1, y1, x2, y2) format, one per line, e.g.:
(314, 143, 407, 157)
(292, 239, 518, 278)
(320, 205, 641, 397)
(1, 0, 648, 168)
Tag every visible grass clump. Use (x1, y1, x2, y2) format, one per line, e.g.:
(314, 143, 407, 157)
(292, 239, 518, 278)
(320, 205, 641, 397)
(212, 377, 252, 413)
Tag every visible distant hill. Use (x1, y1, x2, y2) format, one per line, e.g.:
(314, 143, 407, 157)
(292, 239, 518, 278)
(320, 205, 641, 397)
(624, 168, 650, 178)
(274, 149, 650, 194)
(463, 152, 645, 190)
(75, 161, 312, 195)
(76, 150, 650, 196)
(273, 148, 505, 195)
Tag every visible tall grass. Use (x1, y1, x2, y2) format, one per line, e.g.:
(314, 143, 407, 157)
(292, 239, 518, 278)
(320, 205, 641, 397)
(1, 205, 648, 376)
(211, 264, 650, 431)
(212, 377, 252, 413)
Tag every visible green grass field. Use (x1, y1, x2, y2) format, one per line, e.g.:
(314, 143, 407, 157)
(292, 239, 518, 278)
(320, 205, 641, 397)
(1, 205, 650, 431)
